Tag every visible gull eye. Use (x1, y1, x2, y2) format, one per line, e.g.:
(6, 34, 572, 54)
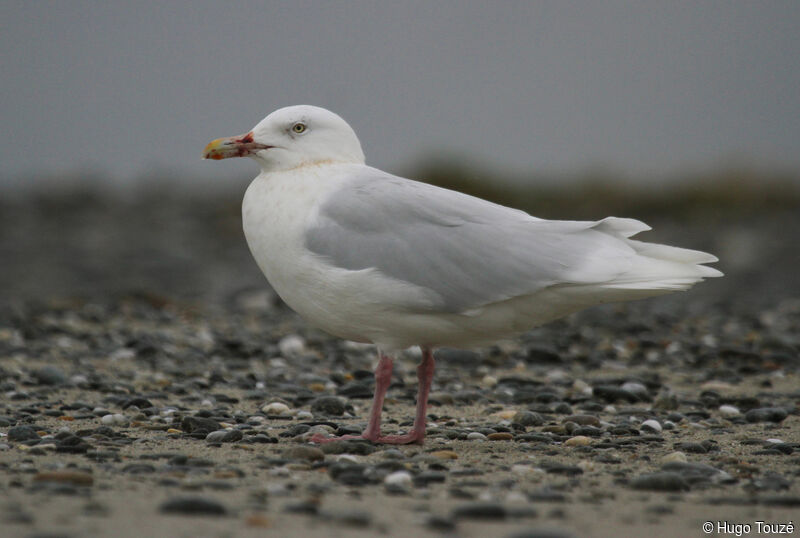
(291, 122, 307, 134)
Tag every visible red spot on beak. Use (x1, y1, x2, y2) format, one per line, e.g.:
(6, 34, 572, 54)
(238, 132, 255, 144)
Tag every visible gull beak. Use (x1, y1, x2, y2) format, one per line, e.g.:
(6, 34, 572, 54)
(203, 132, 272, 160)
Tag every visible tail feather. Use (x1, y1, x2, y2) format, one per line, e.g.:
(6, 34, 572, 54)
(594, 218, 723, 293)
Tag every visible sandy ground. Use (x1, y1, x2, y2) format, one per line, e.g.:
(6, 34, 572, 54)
(1, 190, 798, 538)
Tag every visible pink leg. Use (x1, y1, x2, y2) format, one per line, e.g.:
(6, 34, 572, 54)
(309, 347, 435, 445)
(372, 346, 434, 444)
(309, 351, 393, 443)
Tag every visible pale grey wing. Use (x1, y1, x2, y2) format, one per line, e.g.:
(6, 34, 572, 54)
(305, 171, 640, 313)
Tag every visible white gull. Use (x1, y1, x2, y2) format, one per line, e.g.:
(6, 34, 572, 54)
(203, 105, 722, 444)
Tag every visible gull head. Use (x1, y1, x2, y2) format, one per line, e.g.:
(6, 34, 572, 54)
(203, 105, 365, 173)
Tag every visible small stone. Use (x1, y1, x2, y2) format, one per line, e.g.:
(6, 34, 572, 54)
(261, 401, 292, 415)
(33, 365, 68, 385)
(310, 396, 346, 416)
(718, 405, 741, 418)
(662, 451, 688, 464)
(482, 375, 498, 388)
(630, 472, 690, 492)
(101, 414, 129, 427)
(561, 414, 600, 426)
(621, 381, 649, 397)
(430, 450, 458, 460)
(160, 496, 228, 516)
(278, 334, 305, 356)
(284, 446, 325, 462)
(563, 436, 591, 447)
(206, 429, 244, 443)
(34, 470, 93, 486)
(487, 432, 513, 441)
(745, 408, 788, 423)
(673, 442, 707, 454)
(7, 425, 40, 442)
(512, 410, 544, 426)
(640, 419, 662, 433)
(180, 416, 221, 433)
(384, 470, 413, 494)
(467, 432, 488, 441)
(452, 502, 506, 520)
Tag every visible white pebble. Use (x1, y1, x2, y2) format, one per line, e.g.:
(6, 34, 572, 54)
(261, 402, 292, 415)
(621, 381, 648, 396)
(295, 410, 313, 420)
(481, 375, 498, 388)
(384, 470, 412, 487)
(101, 413, 129, 427)
(278, 335, 305, 357)
(334, 454, 359, 463)
(718, 405, 741, 418)
(765, 438, 785, 444)
(640, 419, 662, 433)
(662, 451, 688, 463)
(467, 432, 487, 441)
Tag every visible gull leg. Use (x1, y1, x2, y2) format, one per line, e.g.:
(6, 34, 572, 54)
(371, 346, 434, 445)
(309, 351, 393, 443)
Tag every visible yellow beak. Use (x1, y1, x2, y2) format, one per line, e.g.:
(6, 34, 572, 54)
(203, 132, 271, 160)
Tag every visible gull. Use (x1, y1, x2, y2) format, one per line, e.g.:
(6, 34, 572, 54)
(203, 105, 722, 444)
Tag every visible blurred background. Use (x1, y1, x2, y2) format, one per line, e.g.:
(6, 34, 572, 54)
(1, 1, 799, 309)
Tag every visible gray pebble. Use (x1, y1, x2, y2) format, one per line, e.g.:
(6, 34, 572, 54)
(7, 425, 40, 442)
(205, 429, 244, 443)
(311, 396, 346, 416)
(33, 365, 68, 385)
(745, 407, 788, 423)
(630, 472, 690, 492)
(159, 496, 228, 516)
(513, 410, 544, 427)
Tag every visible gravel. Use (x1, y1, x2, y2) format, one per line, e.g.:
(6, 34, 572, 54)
(0, 192, 798, 537)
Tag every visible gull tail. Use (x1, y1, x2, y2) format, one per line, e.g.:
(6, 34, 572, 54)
(596, 217, 723, 293)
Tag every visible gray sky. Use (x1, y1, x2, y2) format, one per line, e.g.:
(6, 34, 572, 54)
(2, 1, 799, 185)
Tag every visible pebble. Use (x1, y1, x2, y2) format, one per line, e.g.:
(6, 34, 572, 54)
(160, 496, 228, 516)
(278, 334, 306, 356)
(467, 431, 488, 441)
(561, 414, 600, 426)
(33, 365, 68, 385)
(7, 425, 40, 442)
(34, 470, 94, 486)
(384, 470, 413, 494)
(430, 450, 458, 459)
(630, 472, 690, 492)
(563, 436, 591, 447)
(745, 407, 788, 423)
(284, 446, 325, 462)
(205, 429, 244, 443)
(718, 404, 741, 418)
(101, 413, 129, 426)
(640, 419, 662, 433)
(513, 411, 544, 426)
(487, 432, 513, 441)
(662, 451, 688, 463)
(180, 416, 221, 433)
(310, 396, 347, 416)
(261, 402, 292, 416)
